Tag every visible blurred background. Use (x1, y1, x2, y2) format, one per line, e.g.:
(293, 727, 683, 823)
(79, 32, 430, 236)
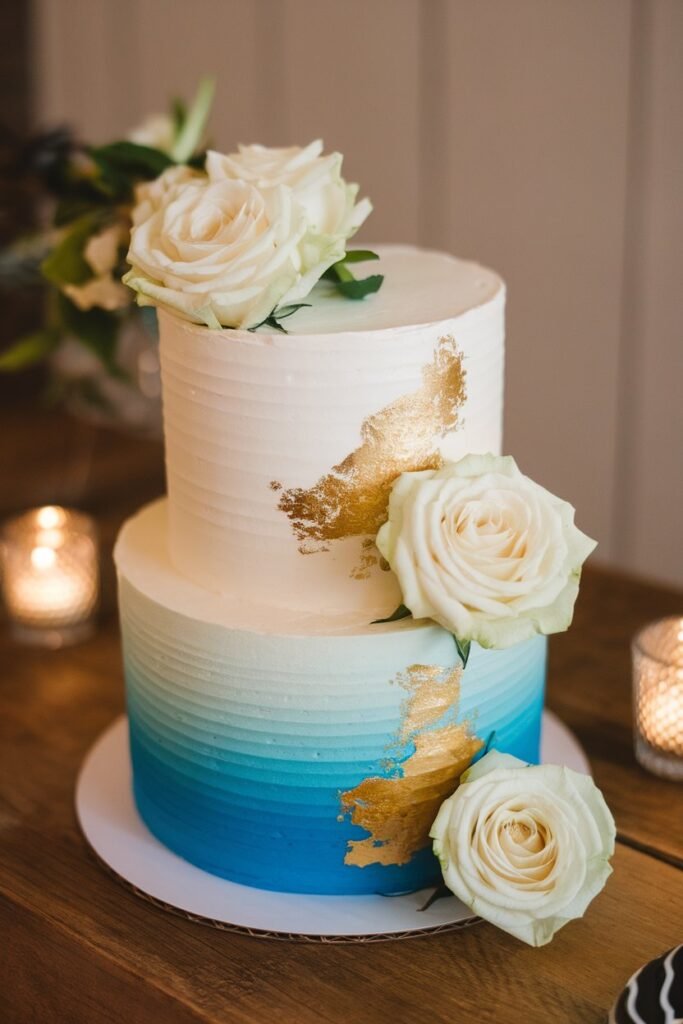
(1, 0, 681, 588)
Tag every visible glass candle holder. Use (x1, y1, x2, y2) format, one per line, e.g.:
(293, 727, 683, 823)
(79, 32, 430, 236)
(633, 616, 683, 781)
(1, 506, 99, 648)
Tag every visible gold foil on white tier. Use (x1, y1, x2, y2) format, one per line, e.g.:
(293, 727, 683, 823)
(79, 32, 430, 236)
(158, 245, 504, 616)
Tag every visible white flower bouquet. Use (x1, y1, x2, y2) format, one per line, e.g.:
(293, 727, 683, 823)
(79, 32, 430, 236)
(1, 77, 384, 431)
(0, 81, 216, 428)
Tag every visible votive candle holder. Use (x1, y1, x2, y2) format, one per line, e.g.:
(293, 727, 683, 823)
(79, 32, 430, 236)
(633, 616, 683, 781)
(1, 505, 99, 648)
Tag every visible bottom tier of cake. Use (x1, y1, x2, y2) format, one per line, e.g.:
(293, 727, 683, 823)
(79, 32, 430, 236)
(115, 501, 547, 896)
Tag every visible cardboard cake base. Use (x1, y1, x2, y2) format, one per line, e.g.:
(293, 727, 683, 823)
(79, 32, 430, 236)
(75, 711, 589, 942)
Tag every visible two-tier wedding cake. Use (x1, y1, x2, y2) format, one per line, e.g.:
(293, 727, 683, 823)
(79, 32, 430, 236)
(114, 141, 599, 903)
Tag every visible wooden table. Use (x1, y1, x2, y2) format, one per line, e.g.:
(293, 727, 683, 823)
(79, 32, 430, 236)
(1, 407, 682, 1024)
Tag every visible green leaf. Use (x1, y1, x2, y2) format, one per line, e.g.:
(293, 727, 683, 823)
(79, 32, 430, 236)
(90, 141, 174, 180)
(171, 77, 215, 163)
(335, 274, 384, 300)
(186, 151, 208, 171)
(248, 303, 311, 334)
(56, 293, 122, 375)
(260, 318, 289, 334)
(0, 329, 59, 371)
(322, 251, 380, 281)
(371, 603, 412, 625)
(273, 303, 311, 320)
(59, 166, 111, 206)
(88, 142, 174, 202)
(333, 262, 355, 284)
(91, 141, 174, 177)
(89, 155, 131, 200)
(41, 213, 102, 287)
(417, 884, 452, 912)
(341, 250, 380, 264)
(321, 261, 354, 284)
(54, 197, 101, 227)
(137, 306, 159, 335)
(321, 250, 381, 290)
(453, 636, 471, 668)
(481, 730, 497, 757)
(172, 96, 187, 135)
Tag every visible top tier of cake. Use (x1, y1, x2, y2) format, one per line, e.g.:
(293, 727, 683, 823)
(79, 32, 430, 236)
(158, 244, 505, 618)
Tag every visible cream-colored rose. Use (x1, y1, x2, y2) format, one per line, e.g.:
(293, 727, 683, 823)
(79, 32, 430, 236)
(376, 454, 597, 649)
(125, 175, 314, 329)
(127, 113, 176, 155)
(430, 751, 615, 946)
(131, 165, 203, 226)
(206, 141, 371, 241)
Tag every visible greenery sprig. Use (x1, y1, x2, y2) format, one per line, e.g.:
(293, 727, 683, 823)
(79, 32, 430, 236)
(372, 604, 472, 668)
(0, 78, 214, 376)
(248, 303, 312, 334)
(322, 249, 384, 300)
(249, 250, 385, 334)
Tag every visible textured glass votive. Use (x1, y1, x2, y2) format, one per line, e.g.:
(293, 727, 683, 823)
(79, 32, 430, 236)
(1, 506, 99, 648)
(633, 617, 683, 781)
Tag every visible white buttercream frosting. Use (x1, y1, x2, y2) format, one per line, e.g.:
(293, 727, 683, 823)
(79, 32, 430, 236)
(158, 244, 505, 616)
(116, 499, 413, 635)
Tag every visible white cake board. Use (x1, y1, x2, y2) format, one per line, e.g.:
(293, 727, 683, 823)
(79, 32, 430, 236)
(75, 711, 590, 942)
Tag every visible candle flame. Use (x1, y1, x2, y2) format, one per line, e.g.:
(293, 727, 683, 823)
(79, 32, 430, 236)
(31, 546, 57, 571)
(36, 506, 66, 530)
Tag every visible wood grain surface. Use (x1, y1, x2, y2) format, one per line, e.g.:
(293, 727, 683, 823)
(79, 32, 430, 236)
(1, 406, 682, 1024)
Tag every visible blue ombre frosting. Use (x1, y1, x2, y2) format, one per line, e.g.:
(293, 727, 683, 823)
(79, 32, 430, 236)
(117, 507, 546, 895)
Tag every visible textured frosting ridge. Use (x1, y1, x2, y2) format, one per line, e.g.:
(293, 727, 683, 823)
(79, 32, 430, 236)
(158, 245, 505, 615)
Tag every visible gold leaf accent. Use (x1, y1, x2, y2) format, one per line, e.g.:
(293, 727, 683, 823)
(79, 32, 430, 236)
(349, 538, 379, 580)
(276, 336, 466, 548)
(340, 663, 482, 869)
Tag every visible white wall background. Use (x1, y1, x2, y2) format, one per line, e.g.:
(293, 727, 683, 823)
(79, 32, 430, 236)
(32, 0, 683, 587)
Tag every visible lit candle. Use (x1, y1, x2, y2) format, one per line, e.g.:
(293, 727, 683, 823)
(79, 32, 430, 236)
(1, 506, 99, 647)
(633, 617, 683, 780)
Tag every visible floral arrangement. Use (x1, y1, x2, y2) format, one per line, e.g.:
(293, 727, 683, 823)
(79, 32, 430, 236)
(1, 83, 384, 405)
(0, 79, 216, 381)
(124, 140, 381, 331)
(370, 453, 613, 944)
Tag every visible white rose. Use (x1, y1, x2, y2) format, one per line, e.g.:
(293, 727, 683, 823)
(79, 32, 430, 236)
(376, 454, 597, 649)
(124, 175, 314, 329)
(127, 113, 176, 155)
(131, 165, 203, 226)
(430, 750, 616, 947)
(206, 140, 371, 240)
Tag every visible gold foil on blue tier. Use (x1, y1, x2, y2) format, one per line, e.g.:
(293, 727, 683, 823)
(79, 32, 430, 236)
(340, 663, 483, 868)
